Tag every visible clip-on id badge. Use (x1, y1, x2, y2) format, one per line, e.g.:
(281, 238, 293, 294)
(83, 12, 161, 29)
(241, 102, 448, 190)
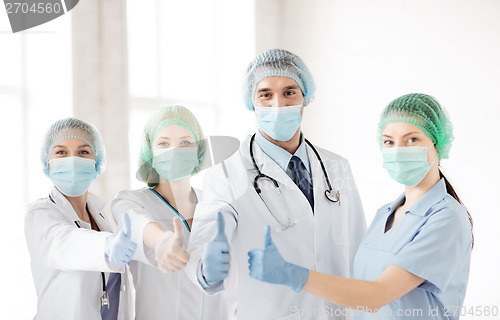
(101, 291, 109, 309)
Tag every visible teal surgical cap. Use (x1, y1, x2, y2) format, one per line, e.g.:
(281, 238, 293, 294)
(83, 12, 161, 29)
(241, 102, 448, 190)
(243, 48, 316, 110)
(378, 93, 454, 159)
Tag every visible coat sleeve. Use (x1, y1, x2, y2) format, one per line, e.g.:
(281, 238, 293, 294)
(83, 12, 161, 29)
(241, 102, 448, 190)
(25, 203, 123, 273)
(185, 161, 239, 295)
(111, 190, 156, 266)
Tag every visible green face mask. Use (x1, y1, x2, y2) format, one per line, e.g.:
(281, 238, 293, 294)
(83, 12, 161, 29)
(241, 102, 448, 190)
(152, 147, 199, 182)
(382, 145, 438, 187)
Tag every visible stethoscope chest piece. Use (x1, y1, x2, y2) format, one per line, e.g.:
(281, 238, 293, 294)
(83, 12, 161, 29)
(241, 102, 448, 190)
(325, 189, 340, 204)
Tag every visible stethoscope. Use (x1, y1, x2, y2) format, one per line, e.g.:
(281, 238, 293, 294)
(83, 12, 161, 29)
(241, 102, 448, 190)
(249, 133, 340, 230)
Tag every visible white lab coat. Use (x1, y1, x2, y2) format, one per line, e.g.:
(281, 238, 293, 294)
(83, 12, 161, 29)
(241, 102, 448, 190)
(25, 187, 134, 320)
(186, 135, 367, 320)
(111, 187, 236, 320)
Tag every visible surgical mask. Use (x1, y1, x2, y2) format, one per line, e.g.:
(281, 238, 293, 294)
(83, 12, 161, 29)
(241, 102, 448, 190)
(255, 105, 302, 141)
(382, 145, 438, 187)
(152, 147, 199, 182)
(49, 156, 98, 197)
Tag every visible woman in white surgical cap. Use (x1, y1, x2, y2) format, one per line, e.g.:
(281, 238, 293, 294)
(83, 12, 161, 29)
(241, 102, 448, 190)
(248, 93, 473, 320)
(111, 106, 234, 320)
(25, 117, 136, 320)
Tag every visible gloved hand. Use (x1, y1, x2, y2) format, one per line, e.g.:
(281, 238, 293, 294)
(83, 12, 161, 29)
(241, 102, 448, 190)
(248, 225, 309, 292)
(105, 212, 137, 267)
(155, 217, 189, 273)
(201, 212, 230, 284)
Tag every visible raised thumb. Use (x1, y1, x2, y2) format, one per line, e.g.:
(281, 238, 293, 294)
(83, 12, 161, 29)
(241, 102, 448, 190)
(122, 212, 132, 239)
(263, 225, 273, 248)
(173, 216, 184, 246)
(213, 211, 227, 242)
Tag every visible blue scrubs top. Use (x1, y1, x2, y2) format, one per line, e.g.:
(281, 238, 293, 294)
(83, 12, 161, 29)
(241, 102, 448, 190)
(352, 178, 472, 320)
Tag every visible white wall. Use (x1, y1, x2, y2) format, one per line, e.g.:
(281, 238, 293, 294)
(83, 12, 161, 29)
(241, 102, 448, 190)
(253, 0, 500, 317)
(2, 0, 499, 318)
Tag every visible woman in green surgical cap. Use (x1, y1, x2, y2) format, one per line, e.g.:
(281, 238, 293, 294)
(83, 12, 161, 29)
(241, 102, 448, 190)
(248, 93, 473, 320)
(111, 106, 234, 319)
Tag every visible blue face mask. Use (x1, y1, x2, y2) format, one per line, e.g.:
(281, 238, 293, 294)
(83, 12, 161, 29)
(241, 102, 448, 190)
(255, 105, 302, 141)
(49, 156, 98, 197)
(152, 147, 199, 182)
(382, 145, 438, 187)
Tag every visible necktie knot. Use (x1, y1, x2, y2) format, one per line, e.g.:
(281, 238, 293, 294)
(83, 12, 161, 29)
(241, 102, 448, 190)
(288, 156, 300, 169)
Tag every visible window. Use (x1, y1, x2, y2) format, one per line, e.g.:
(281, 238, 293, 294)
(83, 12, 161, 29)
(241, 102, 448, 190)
(126, 0, 256, 189)
(0, 15, 72, 318)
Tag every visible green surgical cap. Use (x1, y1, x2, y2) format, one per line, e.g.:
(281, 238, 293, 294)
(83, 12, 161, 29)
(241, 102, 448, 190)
(138, 106, 206, 186)
(378, 93, 454, 159)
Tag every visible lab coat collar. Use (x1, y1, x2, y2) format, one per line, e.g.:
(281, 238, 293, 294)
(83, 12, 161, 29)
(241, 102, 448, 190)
(49, 186, 112, 231)
(242, 135, 255, 170)
(385, 178, 448, 217)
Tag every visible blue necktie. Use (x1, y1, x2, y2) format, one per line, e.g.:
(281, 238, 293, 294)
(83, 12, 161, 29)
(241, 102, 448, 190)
(287, 156, 314, 211)
(101, 273, 121, 320)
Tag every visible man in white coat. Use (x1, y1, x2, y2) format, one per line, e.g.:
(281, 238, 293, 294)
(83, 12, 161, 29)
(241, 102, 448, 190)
(187, 49, 367, 319)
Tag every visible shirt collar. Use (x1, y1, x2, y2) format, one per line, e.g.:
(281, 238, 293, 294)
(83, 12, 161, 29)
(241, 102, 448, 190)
(408, 178, 448, 216)
(254, 130, 311, 173)
(384, 193, 406, 215)
(384, 178, 448, 217)
(50, 186, 108, 224)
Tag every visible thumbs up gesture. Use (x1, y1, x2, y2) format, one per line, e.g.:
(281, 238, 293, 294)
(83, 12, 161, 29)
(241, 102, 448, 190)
(105, 212, 138, 267)
(201, 212, 230, 284)
(155, 217, 190, 273)
(248, 226, 309, 292)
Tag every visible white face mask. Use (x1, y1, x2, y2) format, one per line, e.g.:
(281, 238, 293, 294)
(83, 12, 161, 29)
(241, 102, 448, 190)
(152, 147, 199, 182)
(49, 156, 98, 196)
(254, 105, 302, 141)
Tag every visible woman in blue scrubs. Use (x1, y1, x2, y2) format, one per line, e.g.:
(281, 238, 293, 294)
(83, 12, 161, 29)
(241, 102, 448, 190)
(248, 93, 473, 320)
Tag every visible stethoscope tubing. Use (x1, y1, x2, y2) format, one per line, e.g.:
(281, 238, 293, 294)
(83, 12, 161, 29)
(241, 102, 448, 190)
(249, 133, 339, 203)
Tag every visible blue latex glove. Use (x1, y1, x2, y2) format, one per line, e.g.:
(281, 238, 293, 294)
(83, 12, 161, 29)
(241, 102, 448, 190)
(201, 212, 230, 284)
(248, 225, 309, 292)
(105, 212, 137, 267)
